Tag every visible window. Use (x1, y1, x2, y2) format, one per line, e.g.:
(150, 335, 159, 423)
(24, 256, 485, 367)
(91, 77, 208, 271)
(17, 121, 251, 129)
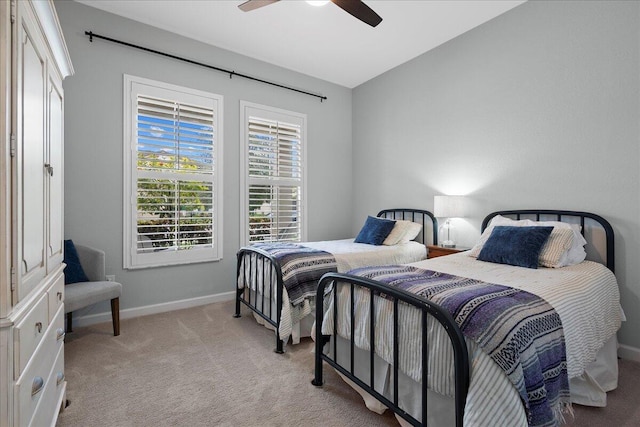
(124, 75, 223, 269)
(240, 102, 307, 245)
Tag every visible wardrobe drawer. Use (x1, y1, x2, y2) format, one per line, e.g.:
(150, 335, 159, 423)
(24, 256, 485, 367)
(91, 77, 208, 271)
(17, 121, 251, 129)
(47, 305, 66, 355)
(30, 344, 65, 427)
(14, 320, 60, 426)
(47, 274, 64, 322)
(14, 294, 49, 379)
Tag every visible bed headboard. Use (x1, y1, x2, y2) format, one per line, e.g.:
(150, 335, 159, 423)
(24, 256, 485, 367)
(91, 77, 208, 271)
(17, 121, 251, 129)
(377, 208, 438, 246)
(482, 210, 615, 273)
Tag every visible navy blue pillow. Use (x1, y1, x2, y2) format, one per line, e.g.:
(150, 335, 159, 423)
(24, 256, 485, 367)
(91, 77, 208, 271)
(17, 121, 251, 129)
(354, 216, 396, 245)
(64, 239, 89, 284)
(477, 226, 553, 269)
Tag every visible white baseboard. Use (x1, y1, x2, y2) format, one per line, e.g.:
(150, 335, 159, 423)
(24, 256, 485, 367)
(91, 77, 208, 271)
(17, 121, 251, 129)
(71, 291, 236, 329)
(618, 343, 640, 362)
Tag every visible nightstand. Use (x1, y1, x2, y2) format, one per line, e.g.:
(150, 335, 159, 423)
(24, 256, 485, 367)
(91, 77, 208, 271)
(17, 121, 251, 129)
(426, 245, 470, 259)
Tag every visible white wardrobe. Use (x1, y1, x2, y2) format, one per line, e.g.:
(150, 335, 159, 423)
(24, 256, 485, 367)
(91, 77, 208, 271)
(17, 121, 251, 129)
(1, 0, 73, 425)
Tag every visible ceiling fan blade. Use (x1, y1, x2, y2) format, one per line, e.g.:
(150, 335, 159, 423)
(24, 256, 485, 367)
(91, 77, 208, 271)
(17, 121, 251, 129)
(238, 0, 280, 12)
(331, 0, 382, 27)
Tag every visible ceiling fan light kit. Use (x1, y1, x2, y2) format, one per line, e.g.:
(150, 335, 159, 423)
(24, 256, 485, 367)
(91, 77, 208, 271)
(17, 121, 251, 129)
(238, 0, 383, 27)
(306, 1, 330, 6)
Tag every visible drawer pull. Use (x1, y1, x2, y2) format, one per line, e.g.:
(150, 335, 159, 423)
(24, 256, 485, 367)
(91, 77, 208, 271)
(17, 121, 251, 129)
(56, 372, 65, 386)
(32, 377, 44, 396)
(35, 322, 42, 333)
(56, 328, 65, 341)
(57, 291, 63, 301)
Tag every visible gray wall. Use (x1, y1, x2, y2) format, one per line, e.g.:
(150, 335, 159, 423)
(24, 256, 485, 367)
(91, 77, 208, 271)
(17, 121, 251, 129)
(56, 1, 353, 313)
(58, 0, 640, 351)
(352, 0, 640, 349)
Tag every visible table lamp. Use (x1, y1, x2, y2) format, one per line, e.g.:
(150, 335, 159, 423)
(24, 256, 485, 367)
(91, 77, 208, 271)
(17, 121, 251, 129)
(434, 195, 465, 248)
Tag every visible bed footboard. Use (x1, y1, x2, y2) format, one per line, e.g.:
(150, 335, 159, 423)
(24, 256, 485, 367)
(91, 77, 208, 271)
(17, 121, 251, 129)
(235, 247, 285, 353)
(312, 272, 470, 427)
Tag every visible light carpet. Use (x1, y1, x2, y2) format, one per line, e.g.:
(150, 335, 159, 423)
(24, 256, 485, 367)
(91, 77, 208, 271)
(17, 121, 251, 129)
(57, 300, 640, 426)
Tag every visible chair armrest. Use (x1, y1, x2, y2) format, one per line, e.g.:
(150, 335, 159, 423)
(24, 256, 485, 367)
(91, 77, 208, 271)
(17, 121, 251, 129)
(74, 244, 106, 282)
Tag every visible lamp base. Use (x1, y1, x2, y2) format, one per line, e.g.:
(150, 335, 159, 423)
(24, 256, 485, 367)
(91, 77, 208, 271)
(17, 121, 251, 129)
(441, 240, 456, 248)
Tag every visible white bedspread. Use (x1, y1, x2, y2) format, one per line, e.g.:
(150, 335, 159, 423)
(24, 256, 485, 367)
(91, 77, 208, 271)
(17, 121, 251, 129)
(305, 239, 426, 272)
(419, 253, 623, 379)
(321, 252, 623, 426)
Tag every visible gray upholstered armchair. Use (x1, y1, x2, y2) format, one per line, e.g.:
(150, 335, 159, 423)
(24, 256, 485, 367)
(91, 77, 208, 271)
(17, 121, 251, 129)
(65, 244, 122, 336)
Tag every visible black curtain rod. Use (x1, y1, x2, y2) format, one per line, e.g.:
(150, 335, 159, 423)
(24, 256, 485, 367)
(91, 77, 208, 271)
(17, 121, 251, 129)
(84, 31, 328, 102)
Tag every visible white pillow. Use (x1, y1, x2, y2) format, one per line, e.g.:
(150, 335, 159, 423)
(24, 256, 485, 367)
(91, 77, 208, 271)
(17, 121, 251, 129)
(469, 215, 586, 267)
(383, 221, 423, 245)
(399, 221, 422, 243)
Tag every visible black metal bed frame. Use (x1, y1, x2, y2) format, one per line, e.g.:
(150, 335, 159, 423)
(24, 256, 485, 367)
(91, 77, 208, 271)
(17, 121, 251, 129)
(312, 209, 615, 427)
(377, 208, 438, 247)
(312, 273, 470, 427)
(482, 209, 615, 272)
(234, 208, 438, 353)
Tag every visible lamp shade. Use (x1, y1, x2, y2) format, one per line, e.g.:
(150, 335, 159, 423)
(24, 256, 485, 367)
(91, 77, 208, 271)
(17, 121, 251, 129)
(433, 195, 465, 218)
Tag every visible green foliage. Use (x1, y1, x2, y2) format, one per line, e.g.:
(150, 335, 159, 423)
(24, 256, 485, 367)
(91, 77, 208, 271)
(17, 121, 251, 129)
(249, 215, 272, 242)
(136, 153, 212, 249)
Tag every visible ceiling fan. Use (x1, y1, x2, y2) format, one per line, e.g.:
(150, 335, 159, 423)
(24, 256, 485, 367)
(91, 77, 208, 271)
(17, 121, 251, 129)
(238, 0, 383, 28)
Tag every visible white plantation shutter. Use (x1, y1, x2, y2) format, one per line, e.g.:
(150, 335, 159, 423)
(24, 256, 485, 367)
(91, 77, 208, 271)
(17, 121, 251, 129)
(241, 102, 307, 244)
(124, 76, 223, 268)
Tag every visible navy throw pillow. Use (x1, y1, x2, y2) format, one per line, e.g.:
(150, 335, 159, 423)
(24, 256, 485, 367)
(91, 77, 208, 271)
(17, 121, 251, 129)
(477, 226, 553, 269)
(354, 216, 396, 245)
(64, 239, 90, 284)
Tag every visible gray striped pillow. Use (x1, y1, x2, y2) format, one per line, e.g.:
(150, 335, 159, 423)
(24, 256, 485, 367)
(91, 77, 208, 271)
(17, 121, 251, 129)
(538, 227, 574, 268)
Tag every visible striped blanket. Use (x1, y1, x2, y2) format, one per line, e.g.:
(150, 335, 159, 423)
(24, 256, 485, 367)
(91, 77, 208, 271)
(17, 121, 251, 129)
(349, 265, 571, 427)
(251, 242, 337, 306)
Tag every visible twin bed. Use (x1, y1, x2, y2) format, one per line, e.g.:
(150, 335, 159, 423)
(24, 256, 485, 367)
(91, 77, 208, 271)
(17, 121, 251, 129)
(234, 208, 623, 427)
(312, 210, 622, 427)
(235, 208, 438, 353)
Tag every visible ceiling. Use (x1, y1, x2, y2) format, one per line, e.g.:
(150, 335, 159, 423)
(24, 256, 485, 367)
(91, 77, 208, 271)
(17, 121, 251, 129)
(74, 0, 526, 88)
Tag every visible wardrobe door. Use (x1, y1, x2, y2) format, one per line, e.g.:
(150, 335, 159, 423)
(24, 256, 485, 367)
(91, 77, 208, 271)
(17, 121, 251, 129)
(17, 7, 47, 300)
(47, 74, 64, 273)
